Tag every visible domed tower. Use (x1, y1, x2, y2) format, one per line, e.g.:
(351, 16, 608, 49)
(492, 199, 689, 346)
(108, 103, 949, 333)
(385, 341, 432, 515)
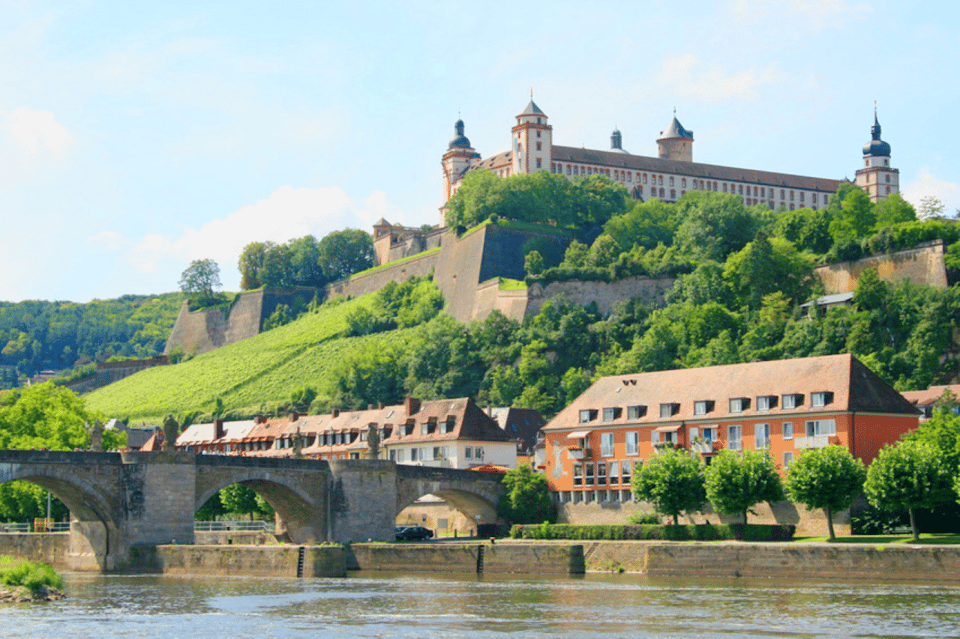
(442, 119, 479, 205)
(510, 97, 552, 176)
(657, 110, 693, 162)
(610, 128, 629, 153)
(855, 105, 899, 203)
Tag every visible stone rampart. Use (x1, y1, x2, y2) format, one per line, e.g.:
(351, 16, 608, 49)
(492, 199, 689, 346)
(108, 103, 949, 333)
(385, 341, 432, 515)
(325, 250, 442, 301)
(63, 358, 169, 395)
(527, 275, 674, 317)
(815, 240, 948, 294)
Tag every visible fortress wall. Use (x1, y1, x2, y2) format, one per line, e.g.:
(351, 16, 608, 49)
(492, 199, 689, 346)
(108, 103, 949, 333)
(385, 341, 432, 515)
(326, 250, 442, 300)
(433, 229, 488, 322)
(815, 240, 948, 294)
(64, 358, 168, 395)
(527, 276, 675, 318)
(163, 301, 228, 356)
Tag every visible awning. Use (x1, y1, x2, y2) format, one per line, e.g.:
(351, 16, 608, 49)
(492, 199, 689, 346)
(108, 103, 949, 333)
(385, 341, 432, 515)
(654, 425, 682, 433)
(566, 430, 593, 439)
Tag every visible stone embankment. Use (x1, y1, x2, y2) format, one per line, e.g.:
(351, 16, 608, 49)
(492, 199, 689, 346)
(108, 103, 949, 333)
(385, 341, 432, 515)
(0, 585, 64, 602)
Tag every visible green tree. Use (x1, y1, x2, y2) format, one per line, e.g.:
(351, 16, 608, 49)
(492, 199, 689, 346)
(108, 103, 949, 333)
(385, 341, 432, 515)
(631, 448, 705, 525)
(497, 465, 557, 524)
(179, 259, 222, 306)
(524, 250, 545, 276)
(704, 449, 784, 526)
(238, 241, 270, 290)
(219, 484, 274, 520)
(864, 440, 954, 542)
(317, 229, 374, 282)
(785, 445, 866, 540)
(903, 399, 960, 474)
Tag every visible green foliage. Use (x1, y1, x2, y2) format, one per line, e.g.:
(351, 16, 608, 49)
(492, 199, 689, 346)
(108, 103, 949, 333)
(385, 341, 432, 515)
(626, 511, 661, 525)
(864, 440, 954, 541)
(509, 523, 794, 541)
(0, 556, 63, 595)
(631, 448, 705, 525)
(179, 259, 223, 306)
(785, 445, 866, 539)
(0, 382, 118, 451)
(497, 465, 557, 524)
(903, 405, 960, 474)
(317, 229, 374, 283)
(219, 484, 274, 520)
(704, 449, 785, 525)
(345, 278, 444, 336)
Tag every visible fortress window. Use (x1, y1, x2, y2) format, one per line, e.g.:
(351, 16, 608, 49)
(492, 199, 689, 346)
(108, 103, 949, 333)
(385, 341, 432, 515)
(790, 191, 795, 201)
(781, 189, 785, 199)
(723, 183, 728, 193)
(566, 165, 571, 175)
(670, 189, 676, 199)
(536, 142, 542, 151)
(658, 175, 663, 185)
(738, 185, 743, 194)
(886, 174, 891, 183)
(659, 188, 665, 198)
(628, 173, 632, 182)
(886, 186, 891, 194)
(537, 130, 541, 138)
(681, 178, 687, 188)
(800, 192, 805, 201)
(669, 176, 675, 186)
(536, 158, 542, 168)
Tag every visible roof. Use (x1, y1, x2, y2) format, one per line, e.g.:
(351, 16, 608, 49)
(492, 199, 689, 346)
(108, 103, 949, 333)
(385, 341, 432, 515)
(544, 354, 918, 432)
(177, 420, 256, 446)
(519, 100, 545, 116)
(487, 406, 546, 449)
(374, 217, 391, 227)
(551, 145, 842, 192)
(900, 385, 960, 407)
(658, 115, 693, 141)
(799, 292, 855, 308)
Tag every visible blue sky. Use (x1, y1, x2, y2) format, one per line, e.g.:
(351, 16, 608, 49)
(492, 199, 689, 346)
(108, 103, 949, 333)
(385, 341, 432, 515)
(2, 0, 957, 302)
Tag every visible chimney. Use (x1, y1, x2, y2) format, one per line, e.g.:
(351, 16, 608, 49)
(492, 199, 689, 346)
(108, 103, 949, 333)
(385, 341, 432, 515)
(289, 411, 299, 422)
(215, 419, 225, 440)
(368, 404, 375, 410)
(405, 396, 421, 415)
(332, 408, 340, 418)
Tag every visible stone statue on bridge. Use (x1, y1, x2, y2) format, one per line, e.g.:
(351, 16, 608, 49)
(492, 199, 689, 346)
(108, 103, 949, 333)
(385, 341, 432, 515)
(89, 420, 104, 452)
(367, 423, 380, 459)
(292, 427, 304, 459)
(162, 414, 179, 452)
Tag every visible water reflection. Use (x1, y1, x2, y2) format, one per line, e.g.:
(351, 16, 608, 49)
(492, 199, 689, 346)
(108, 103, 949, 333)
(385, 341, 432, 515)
(3, 571, 960, 638)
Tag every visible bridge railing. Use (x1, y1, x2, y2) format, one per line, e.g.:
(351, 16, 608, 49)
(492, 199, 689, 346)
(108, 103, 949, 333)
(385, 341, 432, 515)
(0, 522, 30, 533)
(194, 520, 274, 532)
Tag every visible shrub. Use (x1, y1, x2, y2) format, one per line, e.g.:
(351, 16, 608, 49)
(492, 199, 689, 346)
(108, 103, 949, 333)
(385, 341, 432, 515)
(0, 556, 63, 595)
(626, 511, 661, 525)
(508, 523, 794, 542)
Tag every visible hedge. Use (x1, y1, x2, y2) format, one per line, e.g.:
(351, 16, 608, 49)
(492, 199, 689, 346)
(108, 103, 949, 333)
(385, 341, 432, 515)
(509, 523, 795, 542)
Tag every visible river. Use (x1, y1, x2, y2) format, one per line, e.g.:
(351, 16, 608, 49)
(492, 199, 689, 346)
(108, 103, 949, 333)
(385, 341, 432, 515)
(5, 571, 960, 638)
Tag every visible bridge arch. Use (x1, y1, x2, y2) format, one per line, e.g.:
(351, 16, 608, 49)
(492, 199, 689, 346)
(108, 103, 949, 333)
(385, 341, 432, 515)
(194, 468, 324, 544)
(395, 467, 505, 534)
(1, 466, 118, 570)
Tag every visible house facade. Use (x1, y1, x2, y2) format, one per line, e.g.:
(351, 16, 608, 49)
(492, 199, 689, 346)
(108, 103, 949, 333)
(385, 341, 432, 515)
(542, 354, 919, 505)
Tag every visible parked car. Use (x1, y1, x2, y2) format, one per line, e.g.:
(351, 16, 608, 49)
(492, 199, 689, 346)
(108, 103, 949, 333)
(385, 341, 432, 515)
(395, 526, 434, 541)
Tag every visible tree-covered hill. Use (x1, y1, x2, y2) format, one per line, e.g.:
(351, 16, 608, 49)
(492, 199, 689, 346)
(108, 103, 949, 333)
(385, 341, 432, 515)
(0, 293, 185, 386)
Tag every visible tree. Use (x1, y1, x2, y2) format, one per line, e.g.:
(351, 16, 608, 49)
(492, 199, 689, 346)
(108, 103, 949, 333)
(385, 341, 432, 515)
(317, 229, 374, 282)
(918, 195, 945, 220)
(219, 484, 274, 520)
(864, 440, 954, 542)
(179, 259, 222, 305)
(704, 449, 784, 526)
(524, 250, 545, 276)
(497, 465, 557, 524)
(785, 445, 866, 540)
(904, 400, 960, 474)
(631, 448, 705, 525)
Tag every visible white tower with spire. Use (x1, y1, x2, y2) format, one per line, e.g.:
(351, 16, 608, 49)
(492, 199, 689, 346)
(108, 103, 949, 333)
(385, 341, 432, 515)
(855, 104, 899, 203)
(510, 93, 552, 176)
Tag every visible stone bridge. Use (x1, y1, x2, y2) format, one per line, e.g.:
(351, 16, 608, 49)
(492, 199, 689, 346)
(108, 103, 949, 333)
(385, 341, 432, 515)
(0, 451, 505, 571)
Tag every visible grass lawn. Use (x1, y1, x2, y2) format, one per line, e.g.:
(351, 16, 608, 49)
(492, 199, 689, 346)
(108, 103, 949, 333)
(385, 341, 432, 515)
(794, 533, 960, 545)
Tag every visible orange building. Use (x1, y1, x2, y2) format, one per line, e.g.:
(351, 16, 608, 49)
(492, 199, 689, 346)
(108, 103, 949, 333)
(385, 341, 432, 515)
(542, 354, 919, 504)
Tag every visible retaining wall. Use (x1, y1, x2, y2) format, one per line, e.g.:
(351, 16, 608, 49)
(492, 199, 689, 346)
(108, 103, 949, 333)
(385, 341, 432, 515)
(0, 533, 68, 569)
(815, 240, 948, 294)
(527, 276, 675, 317)
(130, 544, 346, 577)
(346, 542, 584, 574)
(194, 531, 278, 546)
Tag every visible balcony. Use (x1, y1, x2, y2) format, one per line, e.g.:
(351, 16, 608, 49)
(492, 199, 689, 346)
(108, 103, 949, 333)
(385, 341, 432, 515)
(569, 447, 592, 460)
(795, 435, 831, 449)
(691, 441, 714, 454)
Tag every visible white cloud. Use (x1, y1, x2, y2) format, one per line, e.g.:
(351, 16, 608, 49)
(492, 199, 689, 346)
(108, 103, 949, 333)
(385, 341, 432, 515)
(96, 185, 401, 284)
(1, 107, 72, 157)
(902, 167, 960, 214)
(658, 55, 784, 102)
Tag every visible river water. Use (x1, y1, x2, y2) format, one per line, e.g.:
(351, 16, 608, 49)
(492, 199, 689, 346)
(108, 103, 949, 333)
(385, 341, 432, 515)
(5, 571, 960, 638)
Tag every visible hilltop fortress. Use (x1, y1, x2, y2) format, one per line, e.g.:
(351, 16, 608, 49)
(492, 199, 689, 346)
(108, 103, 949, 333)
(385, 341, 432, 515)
(165, 99, 931, 357)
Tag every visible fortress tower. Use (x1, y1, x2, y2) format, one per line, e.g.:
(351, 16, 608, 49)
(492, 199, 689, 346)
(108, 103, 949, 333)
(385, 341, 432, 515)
(441, 119, 479, 206)
(656, 110, 693, 162)
(855, 106, 899, 203)
(510, 99, 553, 176)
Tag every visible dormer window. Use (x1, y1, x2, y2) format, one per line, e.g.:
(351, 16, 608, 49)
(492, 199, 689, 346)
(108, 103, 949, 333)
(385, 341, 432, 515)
(659, 403, 680, 419)
(579, 409, 598, 423)
(444, 416, 456, 433)
(812, 392, 834, 408)
(757, 395, 777, 411)
(694, 400, 714, 416)
(782, 394, 803, 410)
(729, 397, 750, 413)
(627, 405, 647, 420)
(602, 407, 622, 422)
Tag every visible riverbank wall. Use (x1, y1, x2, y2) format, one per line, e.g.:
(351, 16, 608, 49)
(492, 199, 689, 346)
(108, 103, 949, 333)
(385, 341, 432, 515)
(346, 543, 584, 575)
(129, 544, 347, 578)
(0, 533, 67, 567)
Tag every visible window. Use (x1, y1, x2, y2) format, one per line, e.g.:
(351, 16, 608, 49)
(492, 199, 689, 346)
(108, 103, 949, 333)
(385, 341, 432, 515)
(389, 449, 396, 461)
(757, 395, 777, 411)
(475, 446, 484, 459)
(812, 391, 834, 407)
(579, 409, 597, 423)
(783, 451, 794, 468)
(728, 425, 742, 451)
(660, 403, 679, 418)
(609, 461, 620, 485)
(603, 407, 622, 422)
(622, 460, 633, 484)
(805, 419, 836, 437)
(729, 397, 750, 413)
(694, 400, 714, 415)
(433, 446, 445, 460)
(701, 426, 717, 443)
(444, 416, 456, 433)
(601, 432, 615, 457)
(536, 158, 542, 169)
(627, 405, 647, 420)
(783, 422, 793, 440)
(566, 165, 571, 175)
(597, 461, 607, 486)
(782, 394, 803, 409)
(585, 462, 595, 486)
(410, 448, 419, 462)
(755, 423, 770, 449)
(465, 446, 472, 459)
(626, 431, 639, 456)
(573, 463, 582, 486)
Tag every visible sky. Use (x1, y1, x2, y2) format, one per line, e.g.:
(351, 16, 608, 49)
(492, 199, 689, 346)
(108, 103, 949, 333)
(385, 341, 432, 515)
(1, 0, 958, 303)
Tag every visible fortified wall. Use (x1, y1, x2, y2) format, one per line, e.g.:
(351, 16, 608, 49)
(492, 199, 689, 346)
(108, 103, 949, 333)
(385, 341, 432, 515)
(815, 240, 948, 294)
(163, 287, 320, 357)
(63, 357, 169, 395)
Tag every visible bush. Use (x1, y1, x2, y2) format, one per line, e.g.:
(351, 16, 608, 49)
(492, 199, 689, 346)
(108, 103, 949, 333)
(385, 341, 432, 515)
(626, 511, 661, 525)
(508, 523, 795, 542)
(0, 556, 63, 594)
